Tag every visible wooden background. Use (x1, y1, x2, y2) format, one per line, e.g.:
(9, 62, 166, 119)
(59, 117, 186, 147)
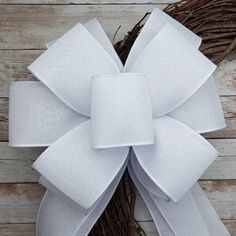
(0, 0, 236, 235)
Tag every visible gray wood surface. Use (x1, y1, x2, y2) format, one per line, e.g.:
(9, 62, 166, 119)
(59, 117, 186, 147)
(0, 2, 235, 235)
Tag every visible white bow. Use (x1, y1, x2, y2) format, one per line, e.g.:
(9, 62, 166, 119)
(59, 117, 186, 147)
(9, 8, 230, 236)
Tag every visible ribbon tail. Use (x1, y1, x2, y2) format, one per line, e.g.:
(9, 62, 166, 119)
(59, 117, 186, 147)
(191, 183, 230, 236)
(130, 151, 230, 236)
(128, 162, 175, 236)
(130, 155, 210, 236)
(148, 182, 230, 236)
(73, 160, 127, 236)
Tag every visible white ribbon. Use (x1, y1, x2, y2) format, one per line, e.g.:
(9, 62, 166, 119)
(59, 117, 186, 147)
(9, 8, 229, 236)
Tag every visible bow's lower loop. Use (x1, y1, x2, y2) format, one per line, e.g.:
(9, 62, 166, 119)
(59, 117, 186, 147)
(133, 116, 218, 203)
(33, 120, 129, 212)
(91, 73, 154, 149)
(36, 160, 127, 236)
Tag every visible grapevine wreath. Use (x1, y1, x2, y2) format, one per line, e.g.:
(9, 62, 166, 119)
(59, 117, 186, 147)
(90, 0, 236, 235)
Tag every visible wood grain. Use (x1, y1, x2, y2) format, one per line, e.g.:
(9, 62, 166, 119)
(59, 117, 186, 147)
(0, 224, 35, 236)
(0, 50, 235, 97)
(1, 221, 235, 236)
(0, 181, 235, 224)
(0, 139, 235, 183)
(0, 5, 164, 50)
(1, 95, 236, 141)
(0, 0, 174, 4)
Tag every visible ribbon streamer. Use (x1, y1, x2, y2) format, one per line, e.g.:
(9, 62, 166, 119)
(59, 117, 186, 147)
(9, 8, 229, 236)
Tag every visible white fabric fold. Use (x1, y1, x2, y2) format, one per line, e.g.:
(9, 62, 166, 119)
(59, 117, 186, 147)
(46, 19, 123, 71)
(36, 160, 127, 236)
(133, 116, 218, 202)
(33, 120, 129, 212)
(149, 190, 210, 235)
(9, 81, 87, 147)
(130, 23, 216, 117)
(191, 183, 230, 236)
(124, 7, 201, 71)
(28, 23, 120, 116)
(83, 19, 123, 71)
(168, 76, 226, 133)
(91, 73, 154, 148)
(130, 153, 169, 201)
(128, 162, 175, 236)
(130, 157, 211, 236)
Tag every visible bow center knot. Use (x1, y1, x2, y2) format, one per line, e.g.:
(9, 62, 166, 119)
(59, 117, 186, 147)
(91, 73, 154, 149)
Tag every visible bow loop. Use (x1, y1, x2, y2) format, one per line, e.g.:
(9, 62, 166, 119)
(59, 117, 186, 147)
(28, 23, 120, 116)
(33, 121, 129, 212)
(133, 116, 218, 203)
(130, 23, 216, 117)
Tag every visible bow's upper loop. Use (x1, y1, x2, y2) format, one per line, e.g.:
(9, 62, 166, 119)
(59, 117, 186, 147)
(129, 23, 216, 117)
(28, 23, 121, 117)
(124, 7, 202, 72)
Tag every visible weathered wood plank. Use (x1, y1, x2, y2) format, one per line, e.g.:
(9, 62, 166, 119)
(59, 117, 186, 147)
(0, 160, 39, 183)
(0, 139, 235, 182)
(214, 52, 236, 96)
(0, 184, 44, 224)
(0, 224, 35, 236)
(0, 5, 164, 49)
(204, 96, 236, 139)
(1, 96, 236, 141)
(0, 50, 235, 97)
(0, 0, 174, 4)
(0, 144, 43, 160)
(0, 184, 44, 205)
(202, 139, 236, 180)
(0, 181, 235, 224)
(0, 221, 234, 236)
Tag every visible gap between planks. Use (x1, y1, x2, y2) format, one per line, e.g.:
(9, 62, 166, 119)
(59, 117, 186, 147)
(0, 181, 235, 223)
(0, 220, 235, 236)
(0, 139, 236, 182)
(1, 95, 236, 140)
(0, 0, 176, 5)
